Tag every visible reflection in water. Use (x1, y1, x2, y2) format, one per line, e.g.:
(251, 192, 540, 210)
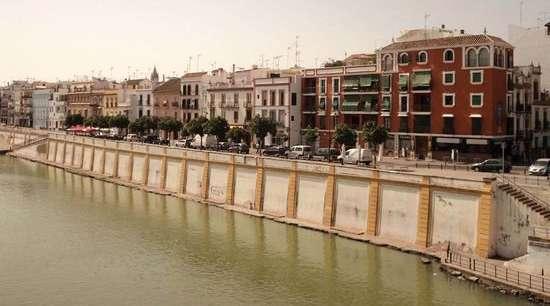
(0, 156, 529, 306)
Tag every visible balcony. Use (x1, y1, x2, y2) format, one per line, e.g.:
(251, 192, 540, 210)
(412, 95, 431, 113)
(303, 86, 317, 95)
(303, 103, 316, 113)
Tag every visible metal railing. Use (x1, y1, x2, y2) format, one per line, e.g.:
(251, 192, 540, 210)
(446, 250, 550, 293)
(531, 226, 550, 240)
(498, 174, 550, 211)
(501, 173, 550, 187)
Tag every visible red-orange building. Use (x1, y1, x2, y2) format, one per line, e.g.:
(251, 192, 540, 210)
(302, 31, 515, 160)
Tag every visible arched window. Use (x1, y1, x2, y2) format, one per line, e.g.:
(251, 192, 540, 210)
(382, 54, 393, 71)
(466, 48, 478, 67)
(195, 84, 199, 95)
(497, 50, 504, 67)
(398, 53, 409, 65)
(417, 51, 428, 64)
(506, 50, 514, 68)
(478, 47, 490, 67)
(494, 49, 499, 67)
(443, 49, 454, 62)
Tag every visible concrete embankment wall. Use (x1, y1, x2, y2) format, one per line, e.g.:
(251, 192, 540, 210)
(0, 128, 46, 149)
(16, 133, 497, 258)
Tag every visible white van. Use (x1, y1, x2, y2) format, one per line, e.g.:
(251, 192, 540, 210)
(287, 145, 313, 159)
(190, 134, 217, 149)
(528, 159, 550, 176)
(337, 148, 373, 166)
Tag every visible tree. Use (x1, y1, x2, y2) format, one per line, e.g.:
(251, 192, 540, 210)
(204, 117, 229, 143)
(302, 126, 319, 147)
(226, 127, 250, 144)
(83, 116, 96, 127)
(333, 124, 357, 149)
(250, 115, 277, 150)
(128, 120, 145, 135)
(159, 117, 184, 139)
(185, 116, 209, 147)
(109, 115, 130, 131)
(362, 121, 389, 165)
(65, 114, 84, 127)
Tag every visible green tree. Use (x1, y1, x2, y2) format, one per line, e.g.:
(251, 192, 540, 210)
(65, 114, 84, 127)
(159, 117, 184, 139)
(204, 117, 229, 143)
(250, 115, 277, 150)
(109, 115, 130, 130)
(333, 124, 357, 148)
(362, 121, 389, 165)
(185, 116, 209, 147)
(302, 126, 319, 146)
(83, 116, 96, 127)
(128, 120, 145, 135)
(226, 127, 250, 144)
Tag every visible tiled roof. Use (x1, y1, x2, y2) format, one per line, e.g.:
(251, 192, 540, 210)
(153, 78, 180, 94)
(126, 79, 145, 86)
(183, 72, 207, 78)
(381, 34, 513, 52)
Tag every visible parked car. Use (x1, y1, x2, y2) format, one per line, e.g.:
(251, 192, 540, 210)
(313, 148, 339, 161)
(190, 134, 217, 149)
(124, 134, 140, 142)
(174, 138, 192, 148)
(217, 142, 230, 151)
(228, 143, 249, 154)
(528, 159, 550, 176)
(143, 135, 161, 144)
(263, 145, 288, 157)
(337, 149, 373, 166)
(286, 145, 313, 159)
(470, 159, 512, 173)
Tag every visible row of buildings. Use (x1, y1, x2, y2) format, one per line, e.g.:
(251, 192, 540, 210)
(1, 25, 549, 161)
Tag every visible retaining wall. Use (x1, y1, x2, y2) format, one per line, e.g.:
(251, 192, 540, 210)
(16, 133, 497, 257)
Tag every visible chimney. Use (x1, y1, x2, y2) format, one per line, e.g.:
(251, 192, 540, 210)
(232, 64, 236, 85)
(460, 29, 465, 35)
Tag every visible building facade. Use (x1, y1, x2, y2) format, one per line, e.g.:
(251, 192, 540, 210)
(48, 90, 68, 130)
(509, 22, 550, 91)
(32, 88, 52, 129)
(302, 30, 516, 161)
(122, 79, 154, 120)
(253, 76, 302, 146)
(152, 78, 181, 119)
(181, 72, 209, 123)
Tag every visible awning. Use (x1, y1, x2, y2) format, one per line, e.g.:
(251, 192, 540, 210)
(342, 101, 361, 112)
(360, 75, 378, 87)
(343, 78, 359, 88)
(412, 72, 431, 89)
(399, 75, 409, 87)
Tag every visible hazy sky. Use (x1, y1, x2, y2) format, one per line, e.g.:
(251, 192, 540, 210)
(0, 0, 549, 83)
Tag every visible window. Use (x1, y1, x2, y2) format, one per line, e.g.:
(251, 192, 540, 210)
(471, 117, 482, 135)
(291, 93, 297, 106)
(332, 96, 339, 111)
(333, 78, 340, 94)
(234, 93, 239, 106)
(182, 86, 187, 95)
(279, 90, 285, 106)
(319, 97, 326, 110)
(443, 93, 455, 107)
(195, 85, 199, 95)
(443, 116, 455, 134)
(399, 117, 408, 132)
(246, 93, 252, 105)
(261, 90, 267, 106)
(470, 93, 483, 107)
(381, 95, 391, 112)
(443, 49, 454, 63)
(466, 48, 478, 67)
(399, 74, 409, 92)
(234, 111, 239, 123)
(381, 75, 391, 92)
(318, 116, 326, 130)
(412, 71, 432, 91)
(478, 48, 490, 67)
(382, 54, 393, 71)
(443, 71, 455, 85)
(417, 51, 428, 64)
(383, 117, 391, 130)
(399, 95, 409, 112)
(278, 110, 285, 124)
(270, 90, 276, 106)
(470, 71, 483, 85)
(269, 110, 276, 120)
(398, 53, 409, 65)
(320, 79, 326, 94)
(221, 93, 226, 105)
(534, 81, 540, 101)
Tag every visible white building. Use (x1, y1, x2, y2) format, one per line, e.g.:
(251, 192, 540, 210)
(181, 72, 209, 122)
(32, 88, 52, 129)
(253, 76, 302, 146)
(48, 89, 68, 130)
(207, 67, 270, 127)
(509, 22, 550, 90)
(121, 79, 154, 120)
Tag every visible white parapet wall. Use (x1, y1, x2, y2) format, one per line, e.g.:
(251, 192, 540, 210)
(11, 132, 508, 258)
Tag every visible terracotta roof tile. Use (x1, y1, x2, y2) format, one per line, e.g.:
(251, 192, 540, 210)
(153, 78, 180, 94)
(381, 34, 513, 52)
(183, 72, 207, 78)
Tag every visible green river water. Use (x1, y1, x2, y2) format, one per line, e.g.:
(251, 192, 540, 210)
(0, 156, 531, 305)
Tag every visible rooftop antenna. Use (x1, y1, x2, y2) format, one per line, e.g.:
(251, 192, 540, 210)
(520, 0, 524, 26)
(424, 13, 431, 40)
(294, 35, 300, 68)
(188, 56, 193, 73)
(287, 47, 291, 68)
(196, 54, 202, 71)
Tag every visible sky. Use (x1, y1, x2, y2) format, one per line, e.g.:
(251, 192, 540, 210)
(0, 0, 549, 84)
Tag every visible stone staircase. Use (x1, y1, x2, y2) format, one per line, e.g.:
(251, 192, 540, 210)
(498, 182, 550, 221)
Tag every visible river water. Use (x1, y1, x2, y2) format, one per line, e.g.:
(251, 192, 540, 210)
(0, 156, 530, 305)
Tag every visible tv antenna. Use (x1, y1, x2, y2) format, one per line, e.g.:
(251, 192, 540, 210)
(424, 13, 431, 39)
(294, 35, 301, 68)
